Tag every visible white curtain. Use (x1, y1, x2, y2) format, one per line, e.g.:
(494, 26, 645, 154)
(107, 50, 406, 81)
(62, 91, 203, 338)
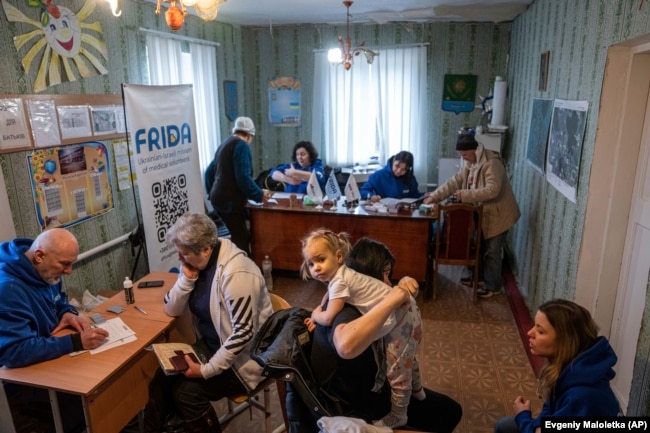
(145, 35, 221, 176)
(313, 45, 429, 188)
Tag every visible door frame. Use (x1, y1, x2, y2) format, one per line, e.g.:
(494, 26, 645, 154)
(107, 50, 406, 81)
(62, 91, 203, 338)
(574, 35, 650, 413)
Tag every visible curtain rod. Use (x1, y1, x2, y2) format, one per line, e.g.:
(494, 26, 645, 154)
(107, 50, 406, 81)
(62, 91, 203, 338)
(136, 27, 221, 47)
(313, 42, 429, 53)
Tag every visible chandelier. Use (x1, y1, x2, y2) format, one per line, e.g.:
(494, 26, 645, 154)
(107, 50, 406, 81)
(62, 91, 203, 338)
(328, 1, 379, 70)
(156, 0, 228, 32)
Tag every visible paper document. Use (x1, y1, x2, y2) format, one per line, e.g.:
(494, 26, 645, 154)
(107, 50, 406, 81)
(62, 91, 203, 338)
(272, 192, 304, 200)
(89, 317, 137, 354)
(248, 199, 278, 206)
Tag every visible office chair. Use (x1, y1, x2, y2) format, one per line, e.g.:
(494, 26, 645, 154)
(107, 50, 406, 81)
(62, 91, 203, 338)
(217, 293, 290, 433)
(433, 203, 483, 302)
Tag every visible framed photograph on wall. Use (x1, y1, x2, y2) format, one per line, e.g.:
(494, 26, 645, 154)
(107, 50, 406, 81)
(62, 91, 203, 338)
(539, 51, 550, 91)
(223, 80, 238, 121)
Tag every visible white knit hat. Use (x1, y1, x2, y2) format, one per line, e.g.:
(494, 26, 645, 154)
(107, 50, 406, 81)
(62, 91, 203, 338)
(232, 117, 255, 136)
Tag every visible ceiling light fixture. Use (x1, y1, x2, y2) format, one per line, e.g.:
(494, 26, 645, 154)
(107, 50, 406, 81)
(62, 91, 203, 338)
(155, 0, 227, 32)
(328, 1, 379, 70)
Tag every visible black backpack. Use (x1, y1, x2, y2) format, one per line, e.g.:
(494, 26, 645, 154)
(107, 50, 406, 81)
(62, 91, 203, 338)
(250, 308, 344, 422)
(254, 168, 285, 191)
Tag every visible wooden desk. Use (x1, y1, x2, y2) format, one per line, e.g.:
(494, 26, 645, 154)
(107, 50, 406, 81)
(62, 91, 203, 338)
(0, 274, 179, 433)
(248, 198, 437, 296)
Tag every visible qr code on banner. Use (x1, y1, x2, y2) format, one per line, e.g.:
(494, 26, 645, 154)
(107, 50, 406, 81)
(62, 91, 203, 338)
(152, 174, 189, 242)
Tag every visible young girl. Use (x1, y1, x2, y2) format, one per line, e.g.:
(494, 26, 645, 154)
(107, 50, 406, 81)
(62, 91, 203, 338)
(301, 229, 425, 428)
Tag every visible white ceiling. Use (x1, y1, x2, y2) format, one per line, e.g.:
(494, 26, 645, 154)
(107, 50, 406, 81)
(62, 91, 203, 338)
(213, 0, 535, 26)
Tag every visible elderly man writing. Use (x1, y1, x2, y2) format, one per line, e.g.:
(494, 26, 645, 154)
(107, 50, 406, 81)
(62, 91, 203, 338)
(0, 228, 108, 432)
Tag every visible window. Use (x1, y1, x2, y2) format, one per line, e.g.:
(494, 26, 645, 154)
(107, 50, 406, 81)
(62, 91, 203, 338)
(312, 45, 429, 186)
(145, 34, 221, 177)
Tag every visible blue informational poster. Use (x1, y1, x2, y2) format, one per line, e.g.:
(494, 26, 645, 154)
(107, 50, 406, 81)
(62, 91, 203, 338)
(268, 76, 301, 127)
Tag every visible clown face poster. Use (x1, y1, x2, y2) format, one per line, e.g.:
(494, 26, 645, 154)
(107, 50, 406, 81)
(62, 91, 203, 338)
(2, 0, 109, 93)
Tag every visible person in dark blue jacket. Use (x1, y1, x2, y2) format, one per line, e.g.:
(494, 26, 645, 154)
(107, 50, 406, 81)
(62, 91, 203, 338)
(270, 141, 325, 193)
(207, 116, 271, 254)
(494, 299, 620, 433)
(360, 151, 424, 202)
(0, 229, 108, 433)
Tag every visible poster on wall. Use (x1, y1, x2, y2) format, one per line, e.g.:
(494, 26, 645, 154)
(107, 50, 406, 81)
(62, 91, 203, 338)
(545, 99, 589, 203)
(27, 142, 114, 231)
(442, 74, 478, 114)
(122, 84, 204, 273)
(2, 0, 109, 93)
(268, 76, 301, 127)
(526, 98, 553, 174)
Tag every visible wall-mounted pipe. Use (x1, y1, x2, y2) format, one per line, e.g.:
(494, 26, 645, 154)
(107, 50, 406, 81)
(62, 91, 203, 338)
(75, 231, 133, 263)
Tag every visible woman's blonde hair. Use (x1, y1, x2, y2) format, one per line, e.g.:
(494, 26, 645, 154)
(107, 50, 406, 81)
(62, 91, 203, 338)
(300, 228, 351, 280)
(536, 299, 599, 399)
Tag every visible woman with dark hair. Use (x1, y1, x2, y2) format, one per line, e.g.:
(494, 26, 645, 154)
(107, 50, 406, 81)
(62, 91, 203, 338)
(494, 299, 620, 433)
(270, 141, 325, 193)
(360, 151, 423, 203)
(284, 236, 462, 432)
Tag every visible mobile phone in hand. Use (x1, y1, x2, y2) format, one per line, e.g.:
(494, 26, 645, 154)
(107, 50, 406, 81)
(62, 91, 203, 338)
(138, 280, 164, 288)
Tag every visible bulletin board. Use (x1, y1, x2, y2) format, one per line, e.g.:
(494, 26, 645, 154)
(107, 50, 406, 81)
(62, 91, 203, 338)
(27, 141, 114, 231)
(0, 94, 126, 153)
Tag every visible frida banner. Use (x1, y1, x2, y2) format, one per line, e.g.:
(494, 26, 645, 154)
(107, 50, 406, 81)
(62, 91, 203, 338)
(122, 84, 204, 272)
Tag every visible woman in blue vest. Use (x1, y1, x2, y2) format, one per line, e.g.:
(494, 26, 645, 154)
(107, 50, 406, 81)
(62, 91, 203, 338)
(270, 141, 325, 193)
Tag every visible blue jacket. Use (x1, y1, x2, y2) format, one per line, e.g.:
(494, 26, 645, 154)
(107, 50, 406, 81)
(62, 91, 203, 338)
(360, 157, 423, 200)
(0, 239, 78, 368)
(270, 159, 326, 193)
(515, 336, 620, 432)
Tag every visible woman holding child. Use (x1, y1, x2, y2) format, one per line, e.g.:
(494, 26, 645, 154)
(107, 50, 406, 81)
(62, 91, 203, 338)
(279, 233, 462, 432)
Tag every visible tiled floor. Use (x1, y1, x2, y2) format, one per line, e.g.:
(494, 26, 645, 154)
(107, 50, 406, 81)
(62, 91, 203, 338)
(219, 264, 542, 433)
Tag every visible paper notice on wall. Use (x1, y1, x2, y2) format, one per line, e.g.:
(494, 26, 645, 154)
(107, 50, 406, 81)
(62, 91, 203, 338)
(0, 98, 31, 150)
(27, 99, 61, 148)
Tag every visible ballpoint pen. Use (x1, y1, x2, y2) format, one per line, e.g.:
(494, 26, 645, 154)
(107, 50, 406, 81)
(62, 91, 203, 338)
(134, 305, 148, 315)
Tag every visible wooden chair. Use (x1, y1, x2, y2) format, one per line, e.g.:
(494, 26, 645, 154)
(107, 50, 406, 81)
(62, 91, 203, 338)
(433, 203, 483, 302)
(217, 293, 290, 433)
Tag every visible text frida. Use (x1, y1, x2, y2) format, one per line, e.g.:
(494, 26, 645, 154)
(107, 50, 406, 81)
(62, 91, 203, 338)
(135, 123, 192, 154)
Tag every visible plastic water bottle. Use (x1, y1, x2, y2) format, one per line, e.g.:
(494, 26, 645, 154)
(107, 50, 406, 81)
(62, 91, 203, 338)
(123, 276, 135, 304)
(262, 256, 273, 292)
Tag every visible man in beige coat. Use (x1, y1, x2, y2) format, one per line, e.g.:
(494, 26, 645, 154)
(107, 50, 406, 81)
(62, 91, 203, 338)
(424, 132, 520, 298)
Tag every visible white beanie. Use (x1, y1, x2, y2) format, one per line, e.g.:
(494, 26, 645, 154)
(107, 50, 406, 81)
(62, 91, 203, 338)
(232, 117, 255, 136)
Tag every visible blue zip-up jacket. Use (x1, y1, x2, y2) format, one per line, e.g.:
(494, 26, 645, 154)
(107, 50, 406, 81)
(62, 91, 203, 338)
(0, 238, 78, 368)
(270, 159, 326, 193)
(360, 157, 423, 200)
(515, 336, 620, 432)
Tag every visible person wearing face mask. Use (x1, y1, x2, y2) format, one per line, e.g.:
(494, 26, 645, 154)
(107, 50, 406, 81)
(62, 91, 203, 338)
(270, 141, 326, 194)
(360, 151, 424, 203)
(493, 299, 620, 433)
(0, 228, 109, 433)
(423, 131, 520, 298)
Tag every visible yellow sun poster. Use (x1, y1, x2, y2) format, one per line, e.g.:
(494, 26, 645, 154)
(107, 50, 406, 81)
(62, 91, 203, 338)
(2, 0, 109, 93)
(28, 142, 114, 230)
